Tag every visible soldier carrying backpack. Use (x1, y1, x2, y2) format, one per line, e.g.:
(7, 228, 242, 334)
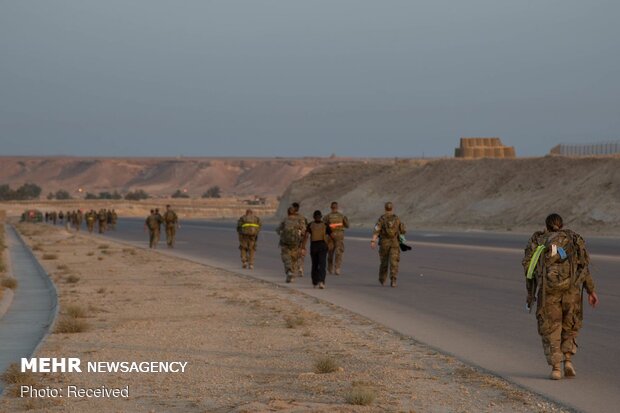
(371, 202, 406, 288)
(237, 209, 261, 269)
(522, 213, 599, 380)
(276, 206, 304, 283)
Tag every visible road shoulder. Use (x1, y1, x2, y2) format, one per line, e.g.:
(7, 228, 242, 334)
(1, 223, 569, 412)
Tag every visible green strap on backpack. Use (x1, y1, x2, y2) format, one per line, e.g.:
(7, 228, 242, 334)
(526, 245, 546, 280)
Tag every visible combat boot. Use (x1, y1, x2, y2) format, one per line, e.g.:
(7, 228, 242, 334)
(285, 271, 294, 283)
(564, 354, 576, 378)
(249, 264, 254, 270)
(319, 282, 325, 289)
(390, 279, 397, 288)
(335, 268, 341, 276)
(550, 364, 562, 380)
(242, 263, 247, 269)
(328, 265, 333, 275)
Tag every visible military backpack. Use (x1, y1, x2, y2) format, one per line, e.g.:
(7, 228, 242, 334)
(280, 218, 302, 247)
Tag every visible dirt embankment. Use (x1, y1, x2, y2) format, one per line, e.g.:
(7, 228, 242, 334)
(0, 157, 350, 198)
(0, 223, 567, 412)
(278, 156, 620, 235)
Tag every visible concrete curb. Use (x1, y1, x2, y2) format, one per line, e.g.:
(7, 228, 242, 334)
(0, 225, 59, 397)
(10, 225, 60, 354)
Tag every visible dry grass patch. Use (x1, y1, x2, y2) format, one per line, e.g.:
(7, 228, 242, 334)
(284, 314, 307, 329)
(42, 253, 58, 260)
(314, 355, 340, 374)
(65, 304, 87, 319)
(122, 248, 137, 255)
(1, 363, 39, 397)
(1, 277, 18, 290)
(65, 275, 80, 284)
(56, 264, 70, 271)
(31, 243, 43, 251)
(96, 287, 106, 294)
(345, 382, 377, 406)
(97, 244, 109, 249)
(86, 251, 95, 256)
(55, 316, 89, 334)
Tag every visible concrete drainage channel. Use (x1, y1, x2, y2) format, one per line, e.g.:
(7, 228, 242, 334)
(0, 225, 59, 396)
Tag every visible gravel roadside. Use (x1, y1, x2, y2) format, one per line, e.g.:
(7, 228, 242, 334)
(0, 223, 570, 413)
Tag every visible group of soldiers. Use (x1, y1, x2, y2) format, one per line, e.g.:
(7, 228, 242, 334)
(237, 200, 406, 289)
(238, 203, 599, 381)
(44, 209, 117, 233)
(132, 199, 601, 382)
(273, 201, 351, 288)
(144, 205, 179, 249)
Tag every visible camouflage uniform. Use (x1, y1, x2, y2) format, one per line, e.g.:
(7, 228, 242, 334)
(97, 209, 107, 233)
(75, 210, 83, 231)
(237, 213, 261, 267)
(145, 213, 162, 248)
(324, 211, 349, 274)
(277, 216, 303, 280)
(373, 212, 406, 284)
(163, 209, 178, 248)
(293, 213, 308, 276)
(522, 229, 596, 366)
(86, 211, 96, 233)
(110, 210, 118, 230)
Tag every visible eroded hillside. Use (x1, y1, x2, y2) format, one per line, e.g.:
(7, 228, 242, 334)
(278, 157, 620, 234)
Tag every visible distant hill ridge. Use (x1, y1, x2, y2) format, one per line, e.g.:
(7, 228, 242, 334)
(0, 157, 349, 197)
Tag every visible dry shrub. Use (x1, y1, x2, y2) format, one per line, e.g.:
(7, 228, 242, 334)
(0, 363, 34, 385)
(345, 383, 377, 406)
(56, 264, 69, 271)
(96, 287, 106, 294)
(1, 363, 38, 397)
(65, 304, 87, 319)
(31, 243, 43, 251)
(42, 253, 58, 260)
(65, 275, 80, 284)
(284, 314, 307, 329)
(55, 316, 89, 333)
(1, 277, 18, 290)
(86, 251, 95, 256)
(98, 244, 109, 249)
(314, 356, 340, 374)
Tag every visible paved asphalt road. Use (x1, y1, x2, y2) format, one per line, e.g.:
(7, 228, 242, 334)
(98, 218, 619, 413)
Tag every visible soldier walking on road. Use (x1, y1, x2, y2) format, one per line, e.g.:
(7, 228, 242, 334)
(86, 210, 96, 233)
(74, 209, 83, 231)
(302, 210, 333, 289)
(277, 206, 303, 283)
(291, 202, 308, 277)
(110, 209, 118, 230)
(145, 209, 162, 248)
(522, 213, 599, 380)
(65, 210, 72, 230)
(371, 202, 406, 288)
(237, 209, 261, 269)
(324, 201, 349, 275)
(163, 205, 179, 248)
(97, 208, 108, 233)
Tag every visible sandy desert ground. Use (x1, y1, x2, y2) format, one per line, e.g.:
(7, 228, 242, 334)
(0, 198, 277, 221)
(0, 222, 569, 412)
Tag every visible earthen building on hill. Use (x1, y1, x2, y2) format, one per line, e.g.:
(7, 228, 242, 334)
(454, 137, 516, 159)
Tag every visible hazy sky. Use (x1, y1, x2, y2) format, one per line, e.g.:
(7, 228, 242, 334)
(1, 1, 618, 157)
